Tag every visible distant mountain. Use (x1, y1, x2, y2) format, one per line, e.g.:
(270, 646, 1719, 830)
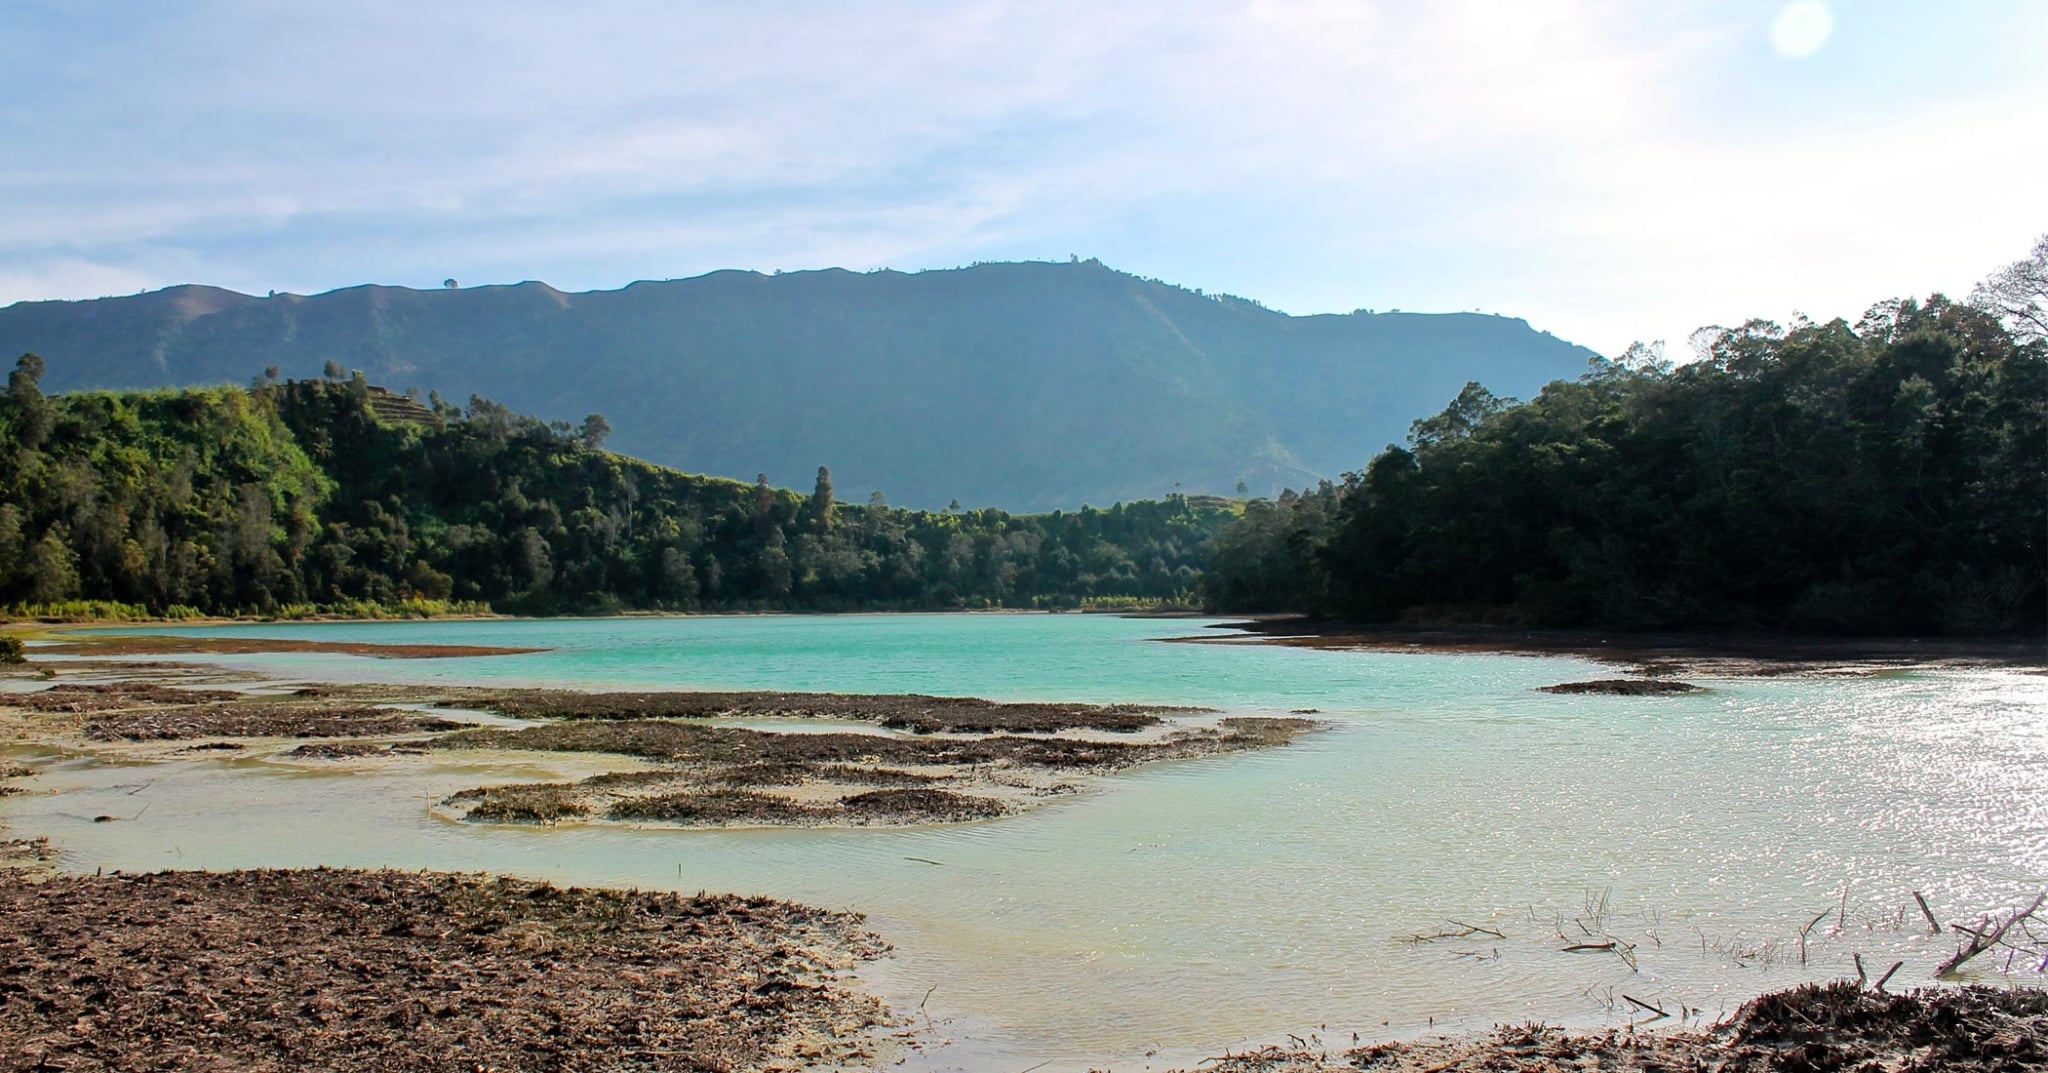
(0, 261, 1599, 510)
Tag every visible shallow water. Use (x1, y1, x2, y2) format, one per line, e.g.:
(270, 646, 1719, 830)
(8, 614, 2047, 1070)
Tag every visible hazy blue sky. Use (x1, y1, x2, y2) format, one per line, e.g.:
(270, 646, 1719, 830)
(3, 0, 2042, 355)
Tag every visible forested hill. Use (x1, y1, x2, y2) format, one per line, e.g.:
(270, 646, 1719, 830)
(0, 261, 1596, 510)
(1205, 296, 2047, 636)
(0, 361, 1235, 617)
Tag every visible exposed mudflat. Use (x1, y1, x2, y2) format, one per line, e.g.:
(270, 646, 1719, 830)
(0, 868, 897, 1073)
(434, 716, 1312, 827)
(1184, 982, 2048, 1072)
(0, 669, 1313, 831)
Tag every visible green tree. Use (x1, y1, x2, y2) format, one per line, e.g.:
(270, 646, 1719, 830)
(805, 466, 835, 533)
(5, 353, 53, 452)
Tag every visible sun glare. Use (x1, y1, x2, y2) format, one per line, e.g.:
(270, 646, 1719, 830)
(1770, 1, 1835, 59)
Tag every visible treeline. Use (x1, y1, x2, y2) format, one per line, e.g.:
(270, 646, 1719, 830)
(0, 360, 1232, 616)
(1205, 295, 2047, 635)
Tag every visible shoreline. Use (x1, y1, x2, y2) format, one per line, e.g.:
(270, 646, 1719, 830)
(1185, 616, 2048, 676)
(1, 862, 2040, 1072)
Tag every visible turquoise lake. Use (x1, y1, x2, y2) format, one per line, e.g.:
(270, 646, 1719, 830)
(7, 614, 2046, 1070)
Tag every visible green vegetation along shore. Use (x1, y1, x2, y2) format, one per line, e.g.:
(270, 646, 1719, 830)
(0, 358, 1231, 618)
(1206, 292, 2047, 636)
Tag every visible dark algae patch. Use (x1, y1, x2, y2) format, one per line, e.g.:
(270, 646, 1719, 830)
(1538, 679, 1705, 696)
(0, 868, 894, 1073)
(1186, 981, 2048, 1072)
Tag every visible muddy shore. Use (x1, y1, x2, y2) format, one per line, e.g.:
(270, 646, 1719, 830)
(1178, 981, 2048, 1072)
(1188, 617, 2048, 677)
(2, 864, 2041, 1072)
(0, 868, 899, 1073)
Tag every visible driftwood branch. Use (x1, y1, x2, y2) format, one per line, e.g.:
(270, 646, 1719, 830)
(1912, 891, 1940, 935)
(1797, 908, 1830, 966)
(1405, 920, 1506, 944)
(1934, 890, 2046, 977)
(1621, 993, 1668, 1019)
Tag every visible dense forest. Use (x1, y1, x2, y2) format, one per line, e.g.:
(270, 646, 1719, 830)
(1206, 291, 2047, 635)
(0, 359, 1232, 617)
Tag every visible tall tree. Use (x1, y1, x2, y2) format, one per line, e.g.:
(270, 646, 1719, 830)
(805, 466, 835, 534)
(1971, 233, 2048, 342)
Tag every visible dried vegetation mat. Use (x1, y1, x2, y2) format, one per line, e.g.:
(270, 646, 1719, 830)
(0, 673, 1315, 830)
(1185, 982, 2048, 1072)
(0, 681, 465, 742)
(436, 716, 1312, 828)
(0, 868, 897, 1073)
(456, 687, 1203, 733)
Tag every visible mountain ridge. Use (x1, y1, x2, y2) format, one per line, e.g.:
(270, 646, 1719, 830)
(0, 261, 1600, 510)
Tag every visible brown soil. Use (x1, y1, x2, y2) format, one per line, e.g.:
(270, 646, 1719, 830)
(0, 835, 54, 873)
(1193, 618, 2048, 677)
(463, 688, 1201, 733)
(36, 634, 544, 659)
(1185, 981, 2048, 1072)
(1538, 679, 1706, 696)
(0, 868, 896, 1073)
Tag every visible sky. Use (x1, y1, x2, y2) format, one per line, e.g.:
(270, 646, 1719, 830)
(1, 0, 2043, 357)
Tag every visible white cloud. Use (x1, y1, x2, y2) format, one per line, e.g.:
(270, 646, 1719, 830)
(1, 0, 2043, 354)
(0, 259, 163, 305)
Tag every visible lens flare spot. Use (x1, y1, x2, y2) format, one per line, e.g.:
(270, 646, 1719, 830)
(1770, 2, 1835, 58)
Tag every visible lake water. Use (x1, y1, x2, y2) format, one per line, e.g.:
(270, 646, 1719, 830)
(7, 614, 2047, 1070)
